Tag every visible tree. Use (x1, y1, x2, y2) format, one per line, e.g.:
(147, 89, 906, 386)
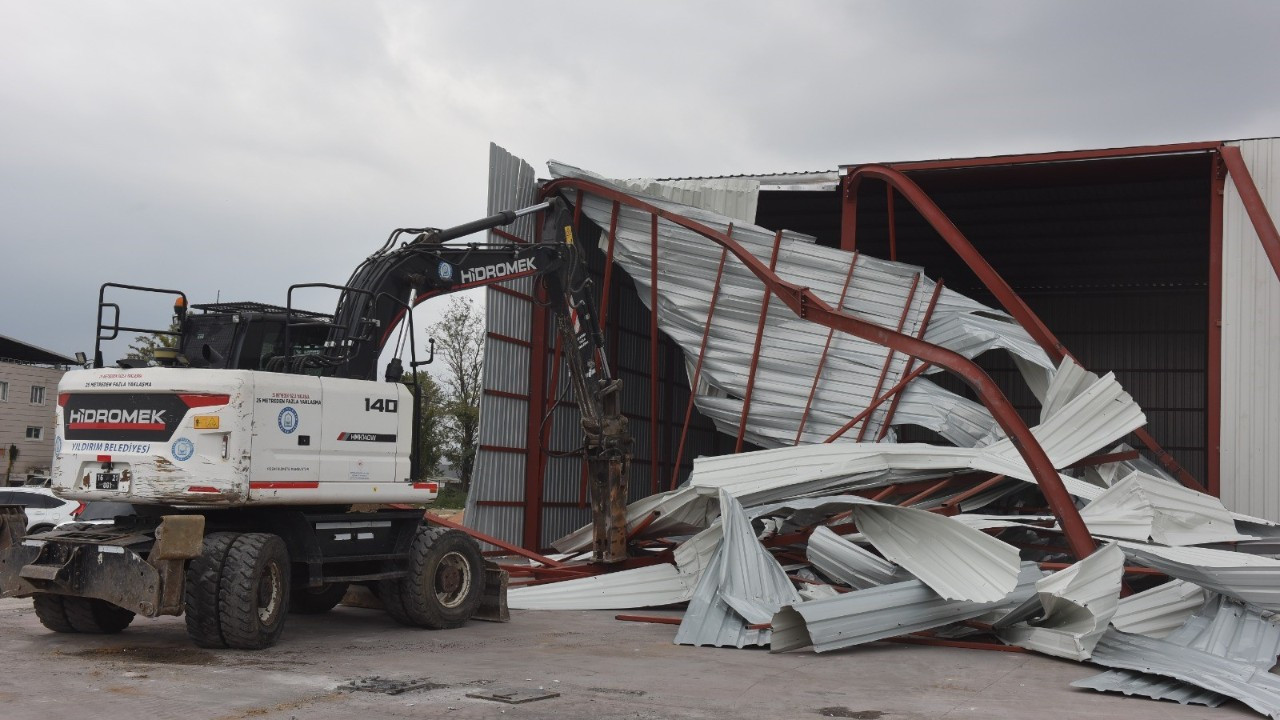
(404, 370, 448, 478)
(128, 318, 182, 363)
(430, 297, 484, 490)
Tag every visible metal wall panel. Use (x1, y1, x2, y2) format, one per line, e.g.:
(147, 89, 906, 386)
(1220, 139, 1280, 521)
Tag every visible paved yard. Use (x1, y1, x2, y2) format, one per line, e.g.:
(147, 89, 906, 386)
(0, 597, 1259, 719)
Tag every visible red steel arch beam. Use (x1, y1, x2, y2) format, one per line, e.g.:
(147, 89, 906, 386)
(540, 177, 1098, 561)
(842, 164, 1205, 493)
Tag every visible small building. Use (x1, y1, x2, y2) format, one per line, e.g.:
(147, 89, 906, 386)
(0, 334, 77, 485)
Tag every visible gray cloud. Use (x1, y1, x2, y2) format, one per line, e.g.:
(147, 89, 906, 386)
(1, 0, 1277, 357)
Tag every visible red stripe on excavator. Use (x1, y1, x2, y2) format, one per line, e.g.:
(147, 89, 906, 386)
(69, 422, 166, 431)
(413, 482, 439, 492)
(249, 481, 319, 490)
(179, 394, 231, 408)
(187, 486, 220, 493)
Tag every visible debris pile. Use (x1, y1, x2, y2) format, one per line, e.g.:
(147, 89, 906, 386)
(497, 358, 1280, 718)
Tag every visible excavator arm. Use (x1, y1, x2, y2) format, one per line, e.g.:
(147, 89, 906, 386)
(342, 198, 632, 562)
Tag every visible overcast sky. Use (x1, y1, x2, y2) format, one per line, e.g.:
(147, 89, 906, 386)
(2, 1, 1278, 360)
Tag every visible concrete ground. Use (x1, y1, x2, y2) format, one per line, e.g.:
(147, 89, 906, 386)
(0, 597, 1259, 720)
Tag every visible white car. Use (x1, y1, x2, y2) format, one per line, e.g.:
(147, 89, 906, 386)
(0, 487, 81, 533)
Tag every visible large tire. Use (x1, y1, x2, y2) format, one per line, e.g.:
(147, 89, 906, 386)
(32, 593, 77, 633)
(184, 532, 239, 648)
(217, 533, 290, 649)
(289, 582, 348, 614)
(393, 527, 486, 629)
(63, 597, 134, 633)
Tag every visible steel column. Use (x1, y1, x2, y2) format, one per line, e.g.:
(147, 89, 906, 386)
(1207, 152, 1226, 497)
(649, 213, 661, 493)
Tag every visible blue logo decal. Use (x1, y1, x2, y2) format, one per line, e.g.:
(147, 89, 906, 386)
(172, 437, 195, 462)
(437, 260, 454, 281)
(54, 436, 62, 454)
(278, 407, 299, 434)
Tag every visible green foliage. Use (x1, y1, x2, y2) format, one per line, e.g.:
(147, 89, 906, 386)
(430, 297, 485, 491)
(128, 318, 181, 363)
(429, 484, 468, 509)
(403, 370, 447, 478)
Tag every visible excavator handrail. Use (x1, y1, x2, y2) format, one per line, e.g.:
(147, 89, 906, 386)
(539, 177, 1100, 561)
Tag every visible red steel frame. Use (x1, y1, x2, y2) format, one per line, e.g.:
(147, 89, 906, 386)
(540, 177, 1099, 560)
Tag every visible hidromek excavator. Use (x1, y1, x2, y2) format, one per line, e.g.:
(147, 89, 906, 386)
(0, 198, 632, 649)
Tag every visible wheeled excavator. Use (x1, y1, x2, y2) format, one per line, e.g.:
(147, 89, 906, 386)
(0, 197, 632, 648)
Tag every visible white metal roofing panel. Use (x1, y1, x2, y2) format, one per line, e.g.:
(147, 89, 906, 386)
(506, 563, 694, 610)
(1080, 628, 1280, 718)
(1078, 470, 1255, 545)
(996, 543, 1123, 660)
(1075, 592, 1280, 707)
(1119, 541, 1280, 611)
(1220, 138, 1280, 523)
(770, 563, 1042, 654)
(806, 525, 906, 589)
(714, 491, 802, 625)
(672, 546, 771, 648)
(1109, 580, 1206, 639)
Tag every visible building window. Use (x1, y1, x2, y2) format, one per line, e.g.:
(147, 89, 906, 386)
(25, 426, 43, 441)
(30, 386, 45, 405)
(0, 380, 7, 401)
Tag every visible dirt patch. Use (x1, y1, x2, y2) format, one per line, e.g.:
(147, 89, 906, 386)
(816, 709, 884, 719)
(212, 691, 343, 720)
(67, 646, 222, 666)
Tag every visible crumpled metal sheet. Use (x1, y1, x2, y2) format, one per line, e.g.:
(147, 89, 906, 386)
(770, 562, 1043, 654)
(1079, 470, 1256, 546)
(995, 543, 1124, 660)
(673, 491, 801, 648)
(712, 491, 802, 625)
(1076, 592, 1280, 707)
(807, 526, 909, 589)
(1077, 623, 1280, 718)
(549, 161, 1055, 448)
(1109, 580, 1207, 639)
(1120, 541, 1280, 611)
(746, 494, 1020, 603)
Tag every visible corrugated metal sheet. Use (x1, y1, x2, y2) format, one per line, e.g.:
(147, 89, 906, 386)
(1109, 580, 1206, 639)
(1078, 626, 1280, 718)
(673, 491, 800, 648)
(1078, 470, 1254, 545)
(770, 562, 1043, 654)
(995, 543, 1123, 660)
(712, 491, 802, 625)
(1221, 138, 1280, 522)
(807, 525, 907, 589)
(466, 142, 540, 547)
(1119, 541, 1280, 611)
(1077, 591, 1280, 707)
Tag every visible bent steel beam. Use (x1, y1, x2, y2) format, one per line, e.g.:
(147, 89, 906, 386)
(540, 177, 1099, 561)
(843, 164, 1205, 494)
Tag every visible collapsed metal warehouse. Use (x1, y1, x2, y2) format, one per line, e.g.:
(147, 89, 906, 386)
(465, 139, 1280, 550)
